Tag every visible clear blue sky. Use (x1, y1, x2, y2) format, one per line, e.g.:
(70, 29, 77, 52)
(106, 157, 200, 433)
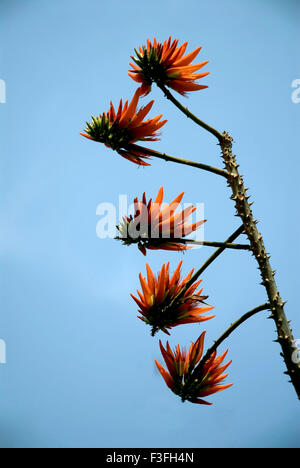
(0, 0, 299, 448)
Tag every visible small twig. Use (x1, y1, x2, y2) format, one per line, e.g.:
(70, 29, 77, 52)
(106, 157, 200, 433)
(157, 84, 224, 142)
(170, 225, 245, 306)
(115, 236, 250, 251)
(126, 144, 228, 179)
(181, 303, 271, 400)
(173, 238, 251, 250)
(198, 302, 271, 371)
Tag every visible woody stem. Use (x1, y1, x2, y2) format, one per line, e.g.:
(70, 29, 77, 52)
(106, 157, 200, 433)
(115, 236, 250, 250)
(170, 225, 245, 306)
(157, 84, 224, 141)
(126, 144, 228, 178)
(197, 303, 271, 374)
(219, 132, 300, 398)
(172, 239, 251, 250)
(181, 302, 271, 402)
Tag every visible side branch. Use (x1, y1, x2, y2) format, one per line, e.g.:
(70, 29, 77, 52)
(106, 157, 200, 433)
(198, 302, 271, 369)
(181, 302, 271, 402)
(157, 84, 224, 141)
(170, 225, 245, 306)
(115, 236, 250, 250)
(126, 144, 228, 178)
(174, 238, 251, 250)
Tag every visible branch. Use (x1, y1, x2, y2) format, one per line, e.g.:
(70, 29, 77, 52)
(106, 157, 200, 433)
(157, 84, 224, 141)
(181, 303, 272, 400)
(115, 236, 249, 250)
(220, 132, 300, 399)
(170, 225, 245, 306)
(181, 302, 271, 401)
(173, 238, 251, 250)
(198, 303, 271, 370)
(126, 144, 228, 179)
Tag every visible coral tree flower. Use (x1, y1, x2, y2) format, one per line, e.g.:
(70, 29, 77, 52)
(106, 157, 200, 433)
(80, 88, 167, 166)
(116, 186, 206, 255)
(131, 261, 215, 336)
(155, 332, 232, 405)
(129, 37, 209, 96)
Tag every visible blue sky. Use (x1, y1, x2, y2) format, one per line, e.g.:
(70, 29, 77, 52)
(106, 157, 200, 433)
(0, 0, 299, 448)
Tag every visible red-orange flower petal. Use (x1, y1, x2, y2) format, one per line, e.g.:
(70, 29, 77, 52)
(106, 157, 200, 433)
(117, 186, 206, 254)
(81, 89, 166, 166)
(129, 37, 209, 97)
(131, 262, 214, 335)
(156, 334, 232, 404)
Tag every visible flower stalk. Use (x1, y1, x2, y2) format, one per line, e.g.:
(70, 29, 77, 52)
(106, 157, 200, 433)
(181, 303, 270, 402)
(157, 83, 223, 141)
(126, 143, 228, 178)
(196, 302, 271, 374)
(168, 238, 251, 250)
(170, 225, 246, 306)
(116, 236, 250, 251)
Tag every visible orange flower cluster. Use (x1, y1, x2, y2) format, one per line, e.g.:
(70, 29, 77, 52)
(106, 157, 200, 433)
(82, 38, 209, 166)
(155, 332, 232, 405)
(117, 186, 205, 255)
(81, 88, 166, 166)
(131, 261, 214, 335)
(129, 37, 209, 96)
